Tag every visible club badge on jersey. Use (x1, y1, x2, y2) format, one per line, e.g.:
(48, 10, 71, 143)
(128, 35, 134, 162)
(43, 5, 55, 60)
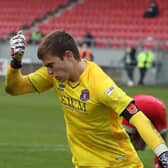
(80, 89, 90, 101)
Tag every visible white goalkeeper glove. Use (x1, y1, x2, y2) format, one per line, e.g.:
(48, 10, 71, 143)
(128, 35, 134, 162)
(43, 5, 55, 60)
(158, 151, 168, 168)
(10, 30, 25, 61)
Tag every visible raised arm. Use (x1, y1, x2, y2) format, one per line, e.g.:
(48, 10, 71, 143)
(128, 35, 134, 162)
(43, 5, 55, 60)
(5, 31, 36, 95)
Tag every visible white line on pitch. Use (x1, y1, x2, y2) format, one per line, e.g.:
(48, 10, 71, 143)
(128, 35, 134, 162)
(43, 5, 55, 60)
(0, 142, 69, 152)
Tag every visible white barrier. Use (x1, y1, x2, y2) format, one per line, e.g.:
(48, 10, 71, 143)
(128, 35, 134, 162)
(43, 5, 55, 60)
(0, 58, 8, 76)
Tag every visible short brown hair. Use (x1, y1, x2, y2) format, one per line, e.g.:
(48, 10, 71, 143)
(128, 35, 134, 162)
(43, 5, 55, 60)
(37, 30, 80, 60)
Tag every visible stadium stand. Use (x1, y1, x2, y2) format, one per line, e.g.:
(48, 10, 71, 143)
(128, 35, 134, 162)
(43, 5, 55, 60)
(0, 0, 67, 40)
(25, 0, 167, 49)
(1, 0, 168, 49)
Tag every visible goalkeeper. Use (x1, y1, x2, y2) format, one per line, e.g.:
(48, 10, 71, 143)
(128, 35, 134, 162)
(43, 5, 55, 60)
(5, 30, 168, 168)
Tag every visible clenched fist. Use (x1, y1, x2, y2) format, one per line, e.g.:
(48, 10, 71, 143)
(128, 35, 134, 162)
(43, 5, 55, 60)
(10, 30, 25, 62)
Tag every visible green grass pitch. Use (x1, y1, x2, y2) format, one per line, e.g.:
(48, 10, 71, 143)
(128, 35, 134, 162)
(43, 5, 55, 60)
(0, 78, 167, 168)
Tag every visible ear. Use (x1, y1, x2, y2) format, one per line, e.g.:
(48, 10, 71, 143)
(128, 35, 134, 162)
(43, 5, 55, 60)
(64, 50, 73, 60)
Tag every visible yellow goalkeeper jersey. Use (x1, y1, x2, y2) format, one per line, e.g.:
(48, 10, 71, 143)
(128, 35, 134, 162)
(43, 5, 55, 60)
(28, 60, 143, 167)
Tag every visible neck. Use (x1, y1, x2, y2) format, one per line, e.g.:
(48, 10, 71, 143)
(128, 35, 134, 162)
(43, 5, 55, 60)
(70, 60, 86, 82)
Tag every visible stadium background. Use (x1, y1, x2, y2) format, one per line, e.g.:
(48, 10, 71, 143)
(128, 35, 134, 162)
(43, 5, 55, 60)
(0, 0, 168, 167)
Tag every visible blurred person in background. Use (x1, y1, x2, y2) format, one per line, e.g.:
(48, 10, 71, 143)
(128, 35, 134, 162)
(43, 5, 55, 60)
(28, 28, 44, 45)
(68, 0, 78, 4)
(5, 30, 168, 168)
(137, 49, 154, 85)
(79, 42, 94, 61)
(144, 0, 159, 18)
(122, 94, 167, 168)
(83, 31, 94, 47)
(123, 47, 137, 86)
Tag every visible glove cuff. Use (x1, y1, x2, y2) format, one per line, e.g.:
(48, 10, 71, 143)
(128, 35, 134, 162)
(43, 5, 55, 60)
(10, 58, 22, 69)
(154, 144, 168, 157)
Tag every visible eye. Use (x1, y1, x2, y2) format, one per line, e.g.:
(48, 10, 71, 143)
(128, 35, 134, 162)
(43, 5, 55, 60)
(46, 63, 54, 68)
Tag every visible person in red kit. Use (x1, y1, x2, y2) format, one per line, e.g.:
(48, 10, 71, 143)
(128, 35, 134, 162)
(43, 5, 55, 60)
(122, 94, 167, 168)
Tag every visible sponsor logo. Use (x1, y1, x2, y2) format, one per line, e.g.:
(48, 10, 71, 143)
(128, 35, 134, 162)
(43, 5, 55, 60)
(127, 103, 138, 114)
(60, 95, 87, 113)
(80, 89, 90, 101)
(105, 86, 115, 96)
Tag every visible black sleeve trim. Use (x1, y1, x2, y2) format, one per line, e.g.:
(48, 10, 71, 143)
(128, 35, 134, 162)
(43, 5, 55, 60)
(11, 58, 22, 69)
(120, 101, 140, 121)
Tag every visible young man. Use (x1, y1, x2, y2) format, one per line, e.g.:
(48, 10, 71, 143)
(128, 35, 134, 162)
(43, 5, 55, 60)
(122, 94, 167, 168)
(5, 30, 168, 168)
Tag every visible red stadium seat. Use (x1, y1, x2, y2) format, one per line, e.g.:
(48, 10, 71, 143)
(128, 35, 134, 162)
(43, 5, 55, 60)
(34, 0, 168, 48)
(0, 0, 67, 38)
(142, 40, 157, 50)
(3, 0, 166, 48)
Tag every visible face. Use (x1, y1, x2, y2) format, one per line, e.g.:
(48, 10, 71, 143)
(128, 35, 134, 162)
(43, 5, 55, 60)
(42, 52, 73, 82)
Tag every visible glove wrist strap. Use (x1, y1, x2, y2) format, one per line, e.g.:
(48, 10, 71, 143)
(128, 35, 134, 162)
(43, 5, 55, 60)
(10, 58, 22, 69)
(154, 144, 168, 156)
